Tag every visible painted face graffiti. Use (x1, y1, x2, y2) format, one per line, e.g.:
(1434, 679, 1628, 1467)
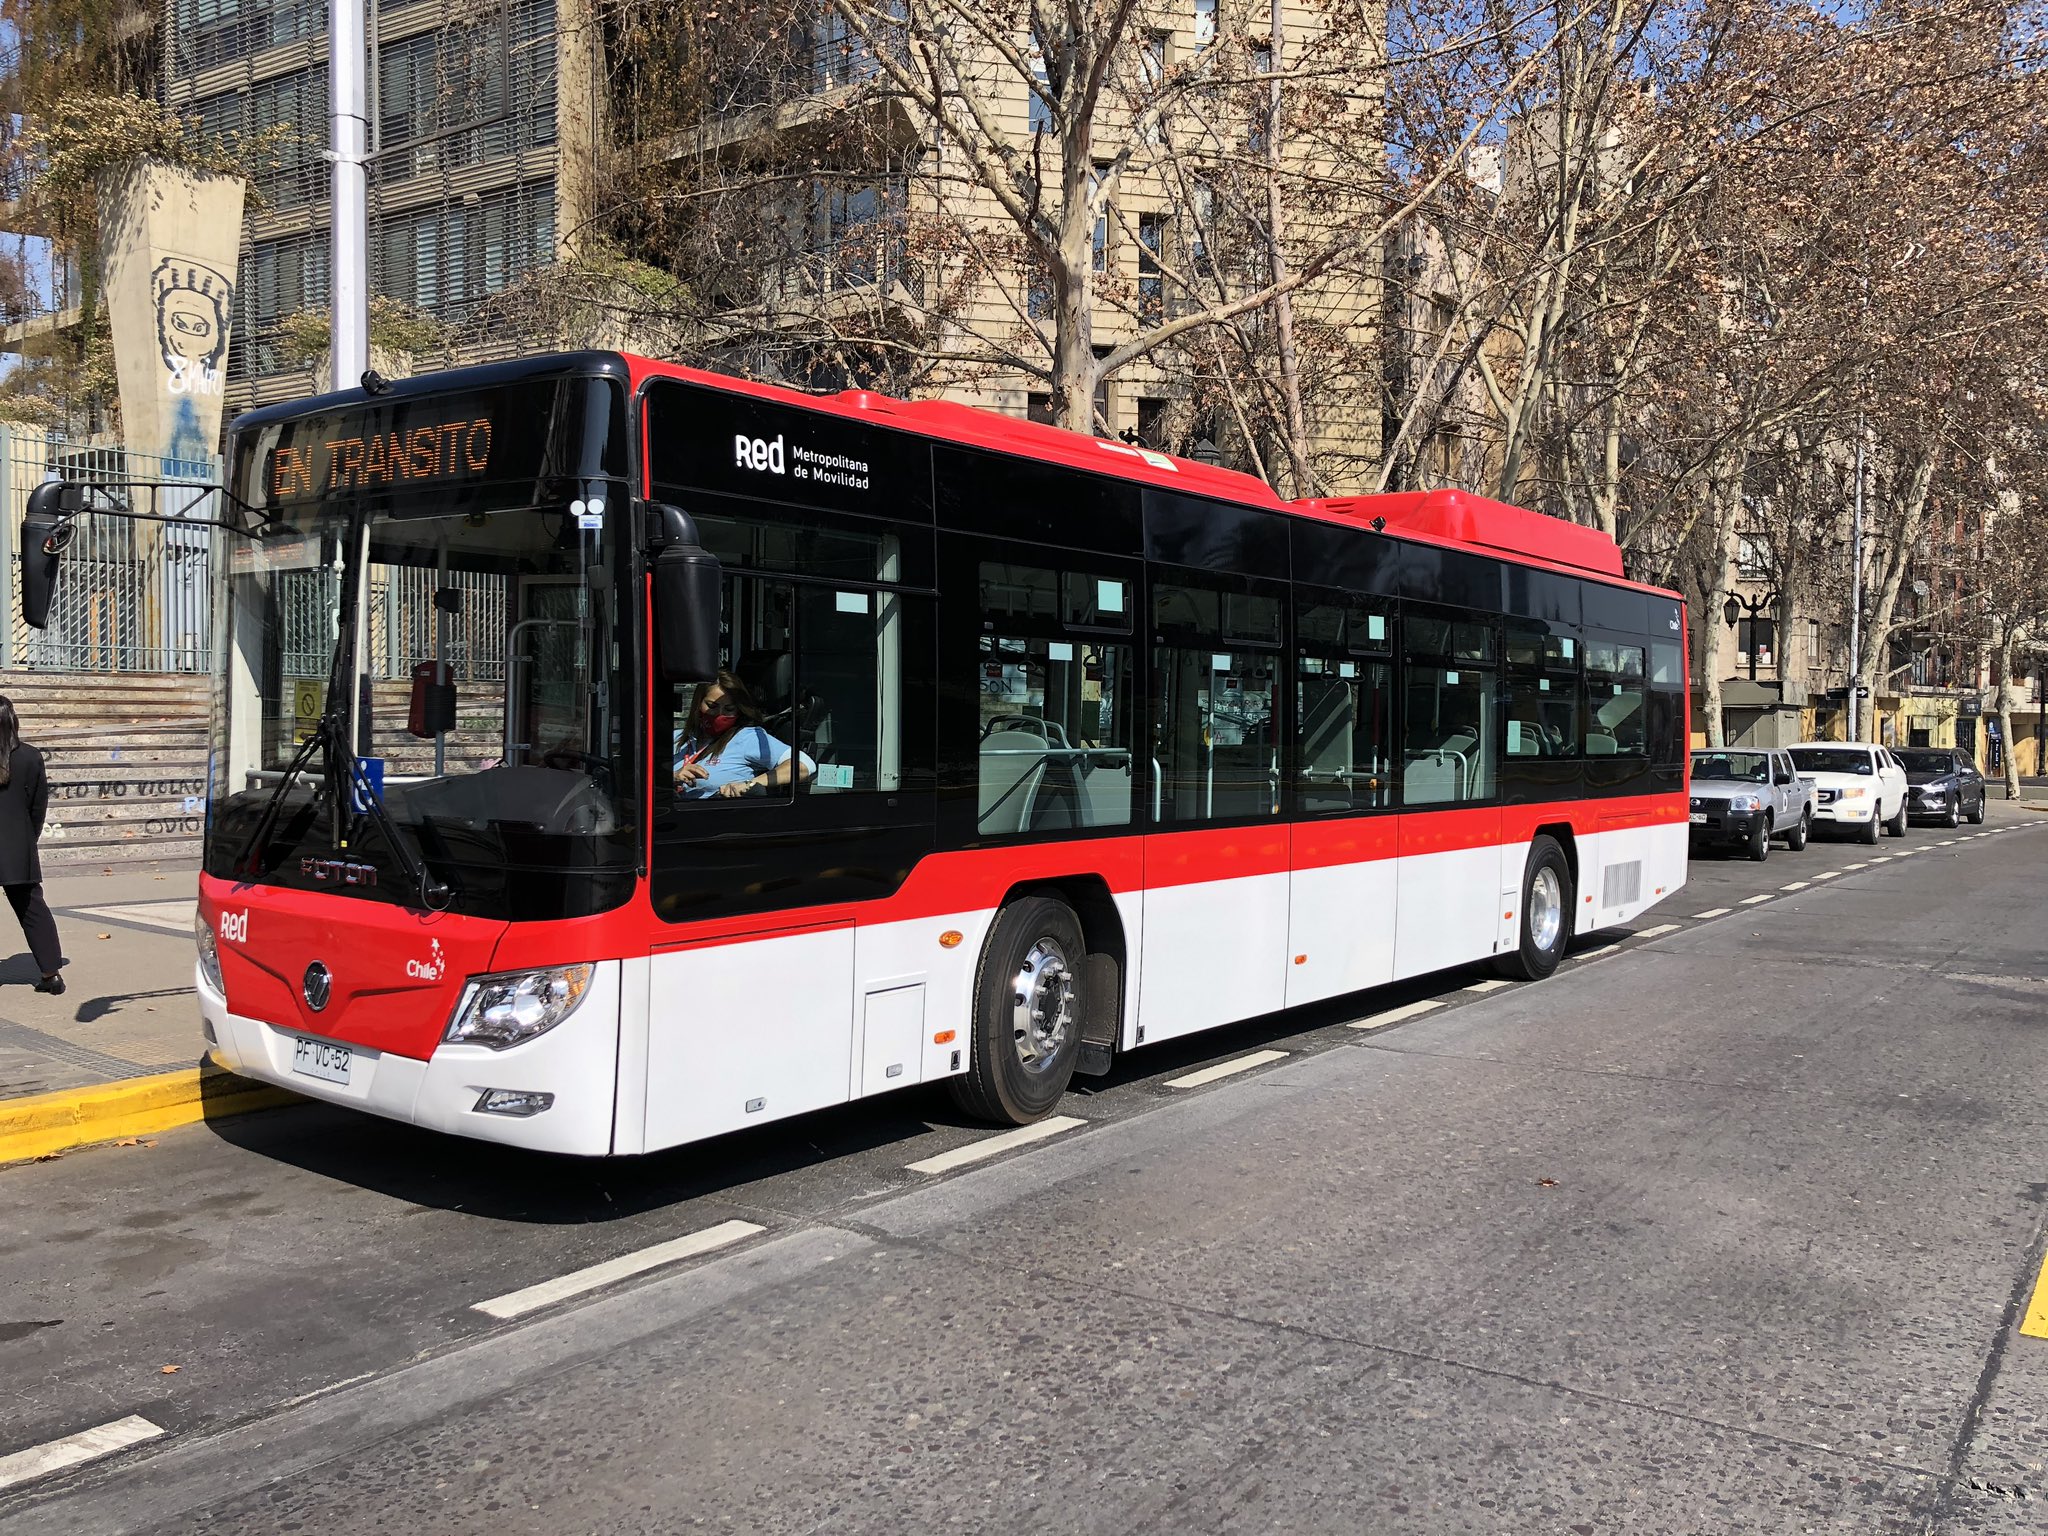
(151, 258, 232, 397)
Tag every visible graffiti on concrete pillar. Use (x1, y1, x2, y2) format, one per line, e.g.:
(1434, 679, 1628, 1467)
(154, 258, 231, 399)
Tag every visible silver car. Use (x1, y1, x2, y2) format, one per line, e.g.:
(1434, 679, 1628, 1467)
(1688, 748, 1815, 861)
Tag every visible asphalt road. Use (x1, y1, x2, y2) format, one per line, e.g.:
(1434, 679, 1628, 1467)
(5, 806, 2048, 1534)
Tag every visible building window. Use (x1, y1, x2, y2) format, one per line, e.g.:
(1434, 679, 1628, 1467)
(1193, 0, 1216, 46)
(1806, 617, 1821, 667)
(1028, 44, 1053, 134)
(1736, 618, 1775, 670)
(1137, 213, 1165, 323)
(371, 179, 555, 323)
(1135, 397, 1169, 450)
(1027, 393, 1055, 425)
(1091, 167, 1110, 273)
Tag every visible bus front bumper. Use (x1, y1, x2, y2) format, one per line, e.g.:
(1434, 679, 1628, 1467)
(195, 961, 621, 1156)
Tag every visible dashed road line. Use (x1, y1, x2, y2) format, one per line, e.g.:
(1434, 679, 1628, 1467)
(905, 1115, 1084, 1176)
(1937, 839, 1956, 846)
(1813, 870, 1840, 879)
(1692, 907, 1731, 919)
(1740, 893, 1775, 906)
(1577, 944, 1623, 960)
(1348, 999, 1446, 1030)
(0, 1415, 163, 1492)
(1464, 978, 1513, 994)
(1166, 1049, 1289, 1089)
(471, 1219, 766, 1320)
(1634, 924, 1682, 939)
(1779, 881, 1810, 892)
(1843, 862, 1869, 871)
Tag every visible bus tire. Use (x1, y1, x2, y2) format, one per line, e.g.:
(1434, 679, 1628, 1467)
(1495, 835, 1574, 981)
(950, 896, 1087, 1125)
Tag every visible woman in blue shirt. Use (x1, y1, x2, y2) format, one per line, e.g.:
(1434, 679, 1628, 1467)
(674, 670, 814, 799)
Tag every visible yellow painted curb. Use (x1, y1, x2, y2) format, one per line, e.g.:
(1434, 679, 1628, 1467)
(1, 1063, 301, 1165)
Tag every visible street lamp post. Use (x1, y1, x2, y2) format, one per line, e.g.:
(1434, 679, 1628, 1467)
(1723, 589, 1779, 684)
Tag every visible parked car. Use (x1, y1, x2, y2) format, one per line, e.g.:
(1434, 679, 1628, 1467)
(1688, 748, 1815, 860)
(1787, 743, 1910, 843)
(1895, 747, 1988, 827)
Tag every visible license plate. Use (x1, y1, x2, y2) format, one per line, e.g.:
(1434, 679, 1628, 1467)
(1689, 812, 1707, 824)
(292, 1035, 352, 1085)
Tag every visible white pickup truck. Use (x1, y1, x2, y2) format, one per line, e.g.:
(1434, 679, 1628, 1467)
(1689, 747, 1816, 861)
(1787, 743, 1910, 844)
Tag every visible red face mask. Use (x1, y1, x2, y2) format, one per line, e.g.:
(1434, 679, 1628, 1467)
(699, 709, 738, 738)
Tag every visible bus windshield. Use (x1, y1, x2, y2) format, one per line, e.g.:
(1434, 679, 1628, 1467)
(204, 371, 636, 919)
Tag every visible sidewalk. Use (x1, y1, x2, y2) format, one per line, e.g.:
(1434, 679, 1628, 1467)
(0, 862, 209, 1101)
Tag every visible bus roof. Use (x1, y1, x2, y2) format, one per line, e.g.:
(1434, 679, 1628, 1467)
(229, 350, 1664, 598)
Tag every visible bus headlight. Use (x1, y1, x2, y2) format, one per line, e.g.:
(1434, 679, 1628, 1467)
(195, 917, 224, 993)
(444, 964, 594, 1050)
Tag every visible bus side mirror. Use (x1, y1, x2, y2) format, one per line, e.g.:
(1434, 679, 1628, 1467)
(647, 502, 722, 685)
(18, 481, 79, 630)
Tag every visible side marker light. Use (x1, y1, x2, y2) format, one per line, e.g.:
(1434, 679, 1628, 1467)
(933, 1029, 956, 1045)
(939, 930, 963, 949)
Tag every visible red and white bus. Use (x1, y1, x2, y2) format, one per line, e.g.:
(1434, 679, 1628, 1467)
(28, 352, 1689, 1155)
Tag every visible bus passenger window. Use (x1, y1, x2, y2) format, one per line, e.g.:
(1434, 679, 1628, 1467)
(1584, 642, 1647, 755)
(974, 561, 1134, 836)
(1504, 623, 1580, 759)
(1152, 580, 1282, 824)
(1402, 618, 1496, 805)
(1295, 597, 1394, 813)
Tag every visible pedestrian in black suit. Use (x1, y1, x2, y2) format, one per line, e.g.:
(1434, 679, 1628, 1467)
(0, 695, 64, 995)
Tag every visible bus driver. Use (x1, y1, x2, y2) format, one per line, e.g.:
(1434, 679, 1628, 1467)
(674, 670, 814, 799)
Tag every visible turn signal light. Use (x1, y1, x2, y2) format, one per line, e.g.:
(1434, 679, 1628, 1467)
(933, 1029, 956, 1045)
(939, 930, 963, 949)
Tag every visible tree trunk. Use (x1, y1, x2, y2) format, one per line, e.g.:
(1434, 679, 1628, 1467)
(1997, 633, 2021, 801)
(1853, 451, 1935, 739)
(1263, 0, 1312, 494)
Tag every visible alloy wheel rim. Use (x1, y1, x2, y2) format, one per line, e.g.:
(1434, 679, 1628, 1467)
(1529, 867, 1563, 953)
(1010, 937, 1075, 1075)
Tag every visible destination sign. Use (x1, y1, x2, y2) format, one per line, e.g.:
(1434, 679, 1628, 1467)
(269, 415, 496, 498)
(231, 375, 625, 514)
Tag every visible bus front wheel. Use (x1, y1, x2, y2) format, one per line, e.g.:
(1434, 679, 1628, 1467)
(1496, 836, 1575, 981)
(950, 896, 1087, 1125)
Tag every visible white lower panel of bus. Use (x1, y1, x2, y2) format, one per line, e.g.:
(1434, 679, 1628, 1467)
(196, 960, 625, 1157)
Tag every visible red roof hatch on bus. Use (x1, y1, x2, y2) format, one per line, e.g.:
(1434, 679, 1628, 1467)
(1307, 489, 1625, 579)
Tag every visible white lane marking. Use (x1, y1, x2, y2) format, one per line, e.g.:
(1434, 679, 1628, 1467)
(1464, 978, 1513, 994)
(1635, 924, 1682, 939)
(472, 1219, 766, 1320)
(906, 1115, 1084, 1176)
(1166, 1049, 1289, 1089)
(1937, 839, 1956, 846)
(1577, 944, 1623, 960)
(0, 1415, 164, 1492)
(1692, 907, 1731, 919)
(1349, 999, 1446, 1030)
(1871, 856, 1895, 863)
(1843, 862, 1869, 870)
(1779, 881, 1810, 891)
(1740, 894, 1775, 906)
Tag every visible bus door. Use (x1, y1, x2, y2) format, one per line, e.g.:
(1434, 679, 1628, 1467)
(1285, 594, 1399, 1008)
(1392, 612, 1502, 978)
(1137, 572, 1290, 1043)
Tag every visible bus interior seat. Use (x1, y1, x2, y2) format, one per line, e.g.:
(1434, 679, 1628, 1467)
(978, 729, 1050, 834)
(736, 648, 834, 762)
(1403, 750, 1460, 804)
(1585, 732, 1618, 755)
(1300, 679, 1356, 781)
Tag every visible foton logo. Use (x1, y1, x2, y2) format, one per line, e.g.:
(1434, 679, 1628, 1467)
(734, 433, 786, 475)
(218, 909, 248, 944)
(406, 938, 446, 982)
(302, 856, 377, 887)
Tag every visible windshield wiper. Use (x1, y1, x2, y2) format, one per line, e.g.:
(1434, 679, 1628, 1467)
(233, 712, 336, 879)
(340, 755, 452, 912)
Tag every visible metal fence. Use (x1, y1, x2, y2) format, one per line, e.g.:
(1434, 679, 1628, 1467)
(2, 428, 223, 674)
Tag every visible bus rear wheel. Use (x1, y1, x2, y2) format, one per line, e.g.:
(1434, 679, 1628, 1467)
(1496, 835, 1575, 981)
(950, 896, 1087, 1125)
